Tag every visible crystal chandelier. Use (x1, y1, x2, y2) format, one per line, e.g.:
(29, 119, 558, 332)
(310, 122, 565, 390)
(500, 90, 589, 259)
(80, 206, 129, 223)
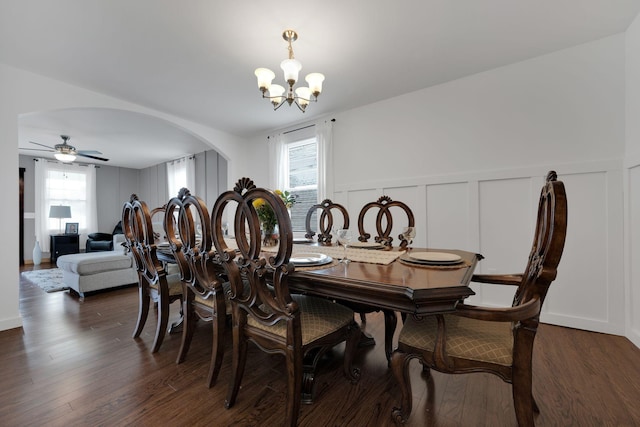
(254, 30, 325, 112)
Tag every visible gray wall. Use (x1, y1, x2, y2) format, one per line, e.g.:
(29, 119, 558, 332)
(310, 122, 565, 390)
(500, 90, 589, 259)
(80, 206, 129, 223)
(140, 150, 228, 209)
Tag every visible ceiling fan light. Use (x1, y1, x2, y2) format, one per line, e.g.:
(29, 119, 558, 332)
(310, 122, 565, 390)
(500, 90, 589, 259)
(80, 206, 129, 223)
(55, 152, 76, 162)
(280, 59, 301, 84)
(255, 68, 275, 92)
(305, 73, 324, 97)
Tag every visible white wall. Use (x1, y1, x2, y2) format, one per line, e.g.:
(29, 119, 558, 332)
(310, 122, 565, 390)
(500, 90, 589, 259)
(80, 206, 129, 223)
(0, 63, 244, 332)
(625, 12, 640, 348)
(244, 34, 628, 336)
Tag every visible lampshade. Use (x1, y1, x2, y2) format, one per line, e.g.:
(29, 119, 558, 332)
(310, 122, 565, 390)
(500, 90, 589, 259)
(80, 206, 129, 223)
(295, 86, 311, 109)
(305, 73, 325, 96)
(255, 68, 275, 91)
(280, 58, 302, 83)
(269, 84, 285, 106)
(49, 205, 72, 219)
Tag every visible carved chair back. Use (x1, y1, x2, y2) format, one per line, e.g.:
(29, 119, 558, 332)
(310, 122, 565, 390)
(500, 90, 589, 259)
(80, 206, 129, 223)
(304, 199, 350, 244)
(357, 196, 415, 248)
(211, 177, 297, 334)
(122, 195, 167, 284)
(512, 170, 567, 321)
(165, 188, 225, 300)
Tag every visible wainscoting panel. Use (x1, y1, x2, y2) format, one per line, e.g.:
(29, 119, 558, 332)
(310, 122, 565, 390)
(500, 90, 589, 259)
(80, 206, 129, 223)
(426, 182, 470, 251)
(543, 172, 609, 324)
(477, 177, 534, 307)
(334, 164, 625, 335)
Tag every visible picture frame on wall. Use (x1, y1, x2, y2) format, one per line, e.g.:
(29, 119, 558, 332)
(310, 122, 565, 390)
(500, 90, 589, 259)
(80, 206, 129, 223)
(65, 222, 79, 234)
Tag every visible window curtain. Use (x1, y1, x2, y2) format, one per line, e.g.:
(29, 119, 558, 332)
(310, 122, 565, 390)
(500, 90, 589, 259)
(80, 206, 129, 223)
(166, 155, 195, 199)
(316, 120, 334, 201)
(34, 160, 98, 252)
(267, 133, 286, 190)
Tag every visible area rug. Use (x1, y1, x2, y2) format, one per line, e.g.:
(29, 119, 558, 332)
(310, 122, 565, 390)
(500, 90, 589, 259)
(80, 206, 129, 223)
(21, 268, 69, 293)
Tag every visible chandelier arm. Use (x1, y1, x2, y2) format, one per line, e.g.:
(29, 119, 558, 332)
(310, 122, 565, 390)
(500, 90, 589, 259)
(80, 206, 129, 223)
(293, 99, 306, 113)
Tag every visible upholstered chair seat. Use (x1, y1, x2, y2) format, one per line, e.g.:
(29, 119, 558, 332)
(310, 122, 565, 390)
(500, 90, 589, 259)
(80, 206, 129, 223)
(148, 273, 184, 297)
(248, 295, 356, 345)
(192, 281, 233, 315)
(399, 314, 514, 366)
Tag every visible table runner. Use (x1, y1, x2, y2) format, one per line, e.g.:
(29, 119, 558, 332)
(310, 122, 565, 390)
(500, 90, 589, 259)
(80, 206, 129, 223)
(263, 243, 404, 265)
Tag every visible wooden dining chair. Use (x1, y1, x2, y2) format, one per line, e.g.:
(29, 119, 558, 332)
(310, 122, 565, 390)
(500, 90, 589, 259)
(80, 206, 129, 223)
(390, 171, 568, 426)
(122, 195, 183, 353)
(212, 177, 361, 426)
(304, 198, 350, 244)
(353, 195, 416, 362)
(357, 195, 415, 249)
(164, 188, 229, 387)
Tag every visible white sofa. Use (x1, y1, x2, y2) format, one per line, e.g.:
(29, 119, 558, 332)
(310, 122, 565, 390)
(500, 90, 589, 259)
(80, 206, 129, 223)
(56, 234, 138, 299)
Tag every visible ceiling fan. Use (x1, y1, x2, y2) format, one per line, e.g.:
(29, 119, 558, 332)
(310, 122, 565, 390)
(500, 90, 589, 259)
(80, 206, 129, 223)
(25, 135, 109, 162)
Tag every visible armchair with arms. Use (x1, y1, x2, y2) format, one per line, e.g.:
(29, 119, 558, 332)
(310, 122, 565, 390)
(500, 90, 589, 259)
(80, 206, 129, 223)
(390, 171, 568, 426)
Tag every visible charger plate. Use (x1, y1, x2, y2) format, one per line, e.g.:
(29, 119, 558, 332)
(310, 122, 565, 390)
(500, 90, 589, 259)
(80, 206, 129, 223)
(290, 253, 333, 267)
(409, 251, 462, 264)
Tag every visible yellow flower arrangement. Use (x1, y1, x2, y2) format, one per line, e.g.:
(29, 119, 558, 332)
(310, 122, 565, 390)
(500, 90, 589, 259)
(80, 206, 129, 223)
(274, 189, 297, 209)
(252, 190, 297, 232)
(253, 197, 276, 232)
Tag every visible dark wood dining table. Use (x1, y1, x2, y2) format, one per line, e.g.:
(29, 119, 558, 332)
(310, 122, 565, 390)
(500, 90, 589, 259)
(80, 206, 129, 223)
(288, 248, 480, 315)
(156, 242, 482, 402)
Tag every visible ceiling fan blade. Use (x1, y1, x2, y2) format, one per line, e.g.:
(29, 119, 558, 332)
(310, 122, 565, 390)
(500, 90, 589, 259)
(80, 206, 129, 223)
(77, 152, 109, 162)
(77, 150, 103, 155)
(29, 141, 56, 150)
(21, 147, 55, 152)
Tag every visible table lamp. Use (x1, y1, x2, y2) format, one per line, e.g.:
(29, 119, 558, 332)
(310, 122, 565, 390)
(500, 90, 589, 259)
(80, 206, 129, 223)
(49, 205, 72, 234)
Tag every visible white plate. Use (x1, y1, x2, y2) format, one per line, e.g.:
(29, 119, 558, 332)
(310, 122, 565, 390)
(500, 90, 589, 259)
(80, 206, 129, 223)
(349, 241, 385, 249)
(290, 253, 332, 266)
(409, 252, 462, 263)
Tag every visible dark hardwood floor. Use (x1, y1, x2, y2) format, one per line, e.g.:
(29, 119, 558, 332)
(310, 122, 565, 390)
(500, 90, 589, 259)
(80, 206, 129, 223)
(3, 263, 640, 426)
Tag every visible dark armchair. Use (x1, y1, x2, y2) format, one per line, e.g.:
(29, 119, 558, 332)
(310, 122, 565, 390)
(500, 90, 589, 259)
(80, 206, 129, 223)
(86, 221, 124, 252)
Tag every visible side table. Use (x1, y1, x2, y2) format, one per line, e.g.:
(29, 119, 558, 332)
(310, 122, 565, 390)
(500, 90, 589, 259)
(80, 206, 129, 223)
(50, 234, 80, 263)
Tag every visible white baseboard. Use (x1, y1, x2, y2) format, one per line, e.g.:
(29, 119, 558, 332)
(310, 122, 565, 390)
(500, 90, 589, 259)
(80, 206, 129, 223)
(627, 328, 640, 349)
(540, 312, 625, 336)
(0, 317, 23, 332)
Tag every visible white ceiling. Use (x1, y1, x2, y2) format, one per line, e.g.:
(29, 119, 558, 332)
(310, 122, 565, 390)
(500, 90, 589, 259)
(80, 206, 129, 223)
(3, 0, 640, 168)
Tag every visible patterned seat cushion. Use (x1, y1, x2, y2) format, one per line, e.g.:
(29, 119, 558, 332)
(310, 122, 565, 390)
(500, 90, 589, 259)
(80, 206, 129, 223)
(247, 295, 354, 345)
(399, 314, 513, 366)
(193, 281, 233, 314)
(149, 273, 183, 297)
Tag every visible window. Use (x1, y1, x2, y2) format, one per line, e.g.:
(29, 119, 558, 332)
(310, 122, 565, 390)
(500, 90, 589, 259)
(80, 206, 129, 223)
(269, 120, 333, 235)
(166, 156, 195, 199)
(35, 160, 97, 252)
(284, 138, 318, 231)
